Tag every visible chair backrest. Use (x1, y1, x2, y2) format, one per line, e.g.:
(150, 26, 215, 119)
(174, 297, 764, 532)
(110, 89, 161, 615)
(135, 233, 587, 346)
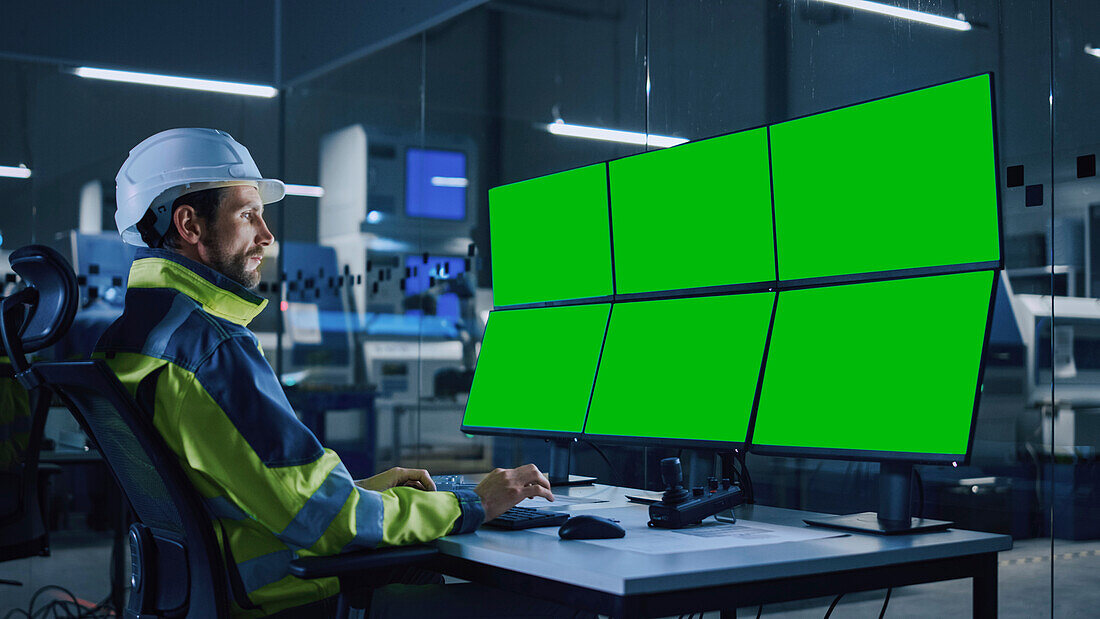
(30, 360, 230, 617)
(1, 245, 233, 617)
(0, 245, 78, 371)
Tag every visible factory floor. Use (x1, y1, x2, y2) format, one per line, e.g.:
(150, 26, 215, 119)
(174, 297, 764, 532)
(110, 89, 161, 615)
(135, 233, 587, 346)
(0, 533, 1093, 617)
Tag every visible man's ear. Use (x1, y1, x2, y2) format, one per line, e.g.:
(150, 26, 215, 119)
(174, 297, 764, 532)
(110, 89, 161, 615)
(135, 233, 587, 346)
(172, 204, 205, 247)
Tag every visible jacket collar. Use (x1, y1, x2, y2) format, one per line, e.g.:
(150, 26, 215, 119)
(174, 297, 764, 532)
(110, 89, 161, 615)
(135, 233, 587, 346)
(127, 248, 268, 326)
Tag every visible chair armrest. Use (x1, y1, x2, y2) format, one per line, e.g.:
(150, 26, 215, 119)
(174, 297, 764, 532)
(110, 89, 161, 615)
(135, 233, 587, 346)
(288, 545, 439, 580)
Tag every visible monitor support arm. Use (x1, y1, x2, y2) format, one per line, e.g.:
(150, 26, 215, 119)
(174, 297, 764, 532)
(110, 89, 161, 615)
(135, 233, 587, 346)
(804, 461, 953, 535)
(878, 461, 915, 526)
(545, 439, 596, 487)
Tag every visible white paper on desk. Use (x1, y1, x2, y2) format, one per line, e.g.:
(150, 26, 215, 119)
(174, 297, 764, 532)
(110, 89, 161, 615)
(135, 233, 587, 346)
(517, 494, 609, 510)
(530, 518, 843, 554)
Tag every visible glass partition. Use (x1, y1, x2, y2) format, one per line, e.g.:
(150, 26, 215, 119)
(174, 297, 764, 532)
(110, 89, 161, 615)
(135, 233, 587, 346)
(1052, 1, 1100, 615)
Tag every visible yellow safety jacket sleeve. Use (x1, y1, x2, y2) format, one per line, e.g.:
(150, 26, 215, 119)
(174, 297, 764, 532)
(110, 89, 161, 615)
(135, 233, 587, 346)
(157, 349, 479, 553)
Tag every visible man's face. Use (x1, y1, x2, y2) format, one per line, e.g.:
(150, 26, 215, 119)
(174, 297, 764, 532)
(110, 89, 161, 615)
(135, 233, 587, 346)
(199, 185, 274, 289)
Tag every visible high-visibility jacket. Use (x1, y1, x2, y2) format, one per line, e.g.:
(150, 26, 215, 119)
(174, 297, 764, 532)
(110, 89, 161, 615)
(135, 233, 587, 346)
(95, 248, 483, 617)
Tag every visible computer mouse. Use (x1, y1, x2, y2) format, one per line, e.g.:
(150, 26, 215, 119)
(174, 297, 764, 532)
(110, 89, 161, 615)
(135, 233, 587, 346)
(558, 515, 626, 540)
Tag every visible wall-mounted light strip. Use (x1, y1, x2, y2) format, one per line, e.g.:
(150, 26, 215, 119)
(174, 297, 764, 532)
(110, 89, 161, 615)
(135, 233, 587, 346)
(545, 121, 688, 148)
(73, 67, 278, 98)
(431, 176, 469, 188)
(284, 184, 325, 198)
(1086, 44, 1100, 59)
(814, 0, 971, 31)
(0, 164, 31, 179)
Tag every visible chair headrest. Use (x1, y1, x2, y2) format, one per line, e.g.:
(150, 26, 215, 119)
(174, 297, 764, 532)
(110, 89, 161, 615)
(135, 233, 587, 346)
(3, 245, 78, 357)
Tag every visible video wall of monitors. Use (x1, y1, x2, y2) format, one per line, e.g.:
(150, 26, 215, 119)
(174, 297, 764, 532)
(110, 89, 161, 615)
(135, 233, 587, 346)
(463, 74, 1001, 463)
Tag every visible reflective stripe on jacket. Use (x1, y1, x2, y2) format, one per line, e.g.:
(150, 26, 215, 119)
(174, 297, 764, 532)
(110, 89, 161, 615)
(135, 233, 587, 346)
(95, 248, 483, 617)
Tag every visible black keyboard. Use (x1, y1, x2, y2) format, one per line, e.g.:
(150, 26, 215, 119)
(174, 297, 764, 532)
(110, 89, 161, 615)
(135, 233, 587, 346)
(484, 506, 569, 530)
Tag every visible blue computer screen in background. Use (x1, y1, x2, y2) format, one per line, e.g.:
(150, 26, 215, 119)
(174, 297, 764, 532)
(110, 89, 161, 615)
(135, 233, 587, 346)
(404, 255, 466, 320)
(405, 148, 467, 220)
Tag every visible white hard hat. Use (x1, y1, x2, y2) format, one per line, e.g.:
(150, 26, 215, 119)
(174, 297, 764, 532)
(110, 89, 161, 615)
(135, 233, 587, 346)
(115, 128, 285, 247)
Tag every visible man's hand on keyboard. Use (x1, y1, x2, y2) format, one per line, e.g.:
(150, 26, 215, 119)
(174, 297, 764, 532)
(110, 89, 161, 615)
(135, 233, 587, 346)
(356, 467, 437, 492)
(474, 464, 554, 521)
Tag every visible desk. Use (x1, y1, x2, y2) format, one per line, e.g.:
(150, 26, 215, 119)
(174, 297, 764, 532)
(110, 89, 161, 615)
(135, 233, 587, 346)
(432, 485, 1012, 618)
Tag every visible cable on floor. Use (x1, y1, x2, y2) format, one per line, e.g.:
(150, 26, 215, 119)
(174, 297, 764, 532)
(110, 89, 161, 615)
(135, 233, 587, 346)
(3, 584, 115, 619)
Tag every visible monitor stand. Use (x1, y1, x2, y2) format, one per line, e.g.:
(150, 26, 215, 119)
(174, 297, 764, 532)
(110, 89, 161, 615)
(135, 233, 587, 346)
(547, 439, 596, 487)
(803, 462, 952, 535)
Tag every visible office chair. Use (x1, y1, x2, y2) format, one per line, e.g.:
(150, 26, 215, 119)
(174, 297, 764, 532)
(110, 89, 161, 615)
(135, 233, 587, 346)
(2, 245, 437, 619)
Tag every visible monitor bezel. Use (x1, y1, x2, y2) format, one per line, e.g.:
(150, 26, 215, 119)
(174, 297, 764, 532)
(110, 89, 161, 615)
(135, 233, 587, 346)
(575, 292, 779, 451)
(764, 73, 1004, 282)
(606, 126, 780, 295)
(487, 162, 615, 307)
(744, 269, 1000, 466)
(459, 304, 610, 440)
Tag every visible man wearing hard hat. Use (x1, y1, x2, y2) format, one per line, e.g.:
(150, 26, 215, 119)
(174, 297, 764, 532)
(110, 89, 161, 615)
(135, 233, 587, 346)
(99, 129, 559, 617)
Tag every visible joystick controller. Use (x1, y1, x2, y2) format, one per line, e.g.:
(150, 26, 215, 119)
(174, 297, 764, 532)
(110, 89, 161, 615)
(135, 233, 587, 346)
(659, 457, 692, 505)
(648, 457, 744, 529)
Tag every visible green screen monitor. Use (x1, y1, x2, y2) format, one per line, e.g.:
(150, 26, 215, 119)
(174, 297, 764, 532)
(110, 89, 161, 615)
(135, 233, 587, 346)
(751, 270, 996, 464)
(462, 303, 611, 437)
(609, 128, 776, 295)
(583, 292, 775, 447)
(489, 164, 614, 307)
(770, 74, 1001, 283)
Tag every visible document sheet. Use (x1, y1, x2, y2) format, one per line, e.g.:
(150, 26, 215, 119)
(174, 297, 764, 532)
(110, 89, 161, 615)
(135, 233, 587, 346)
(529, 506, 844, 554)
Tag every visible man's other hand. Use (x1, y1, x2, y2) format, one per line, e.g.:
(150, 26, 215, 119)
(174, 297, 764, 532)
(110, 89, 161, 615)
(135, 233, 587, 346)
(357, 467, 436, 492)
(474, 464, 553, 521)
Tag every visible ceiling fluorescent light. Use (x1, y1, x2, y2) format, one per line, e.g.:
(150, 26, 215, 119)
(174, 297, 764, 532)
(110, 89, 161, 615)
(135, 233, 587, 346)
(814, 0, 971, 31)
(73, 67, 278, 98)
(431, 176, 469, 188)
(0, 164, 31, 179)
(545, 121, 688, 148)
(1086, 44, 1100, 59)
(284, 184, 325, 198)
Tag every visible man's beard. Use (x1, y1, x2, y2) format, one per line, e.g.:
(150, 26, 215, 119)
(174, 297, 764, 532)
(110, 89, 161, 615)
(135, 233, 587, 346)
(206, 234, 263, 289)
